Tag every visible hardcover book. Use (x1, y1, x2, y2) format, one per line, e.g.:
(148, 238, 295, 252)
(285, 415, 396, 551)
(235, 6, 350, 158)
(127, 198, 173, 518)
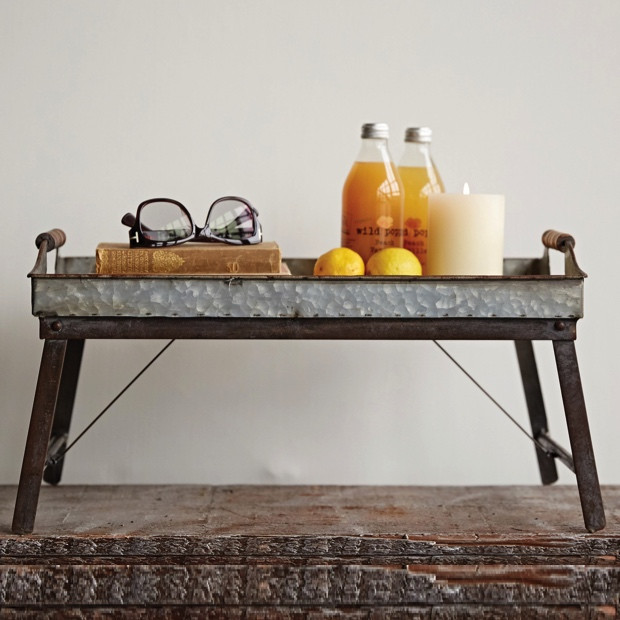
(95, 241, 282, 275)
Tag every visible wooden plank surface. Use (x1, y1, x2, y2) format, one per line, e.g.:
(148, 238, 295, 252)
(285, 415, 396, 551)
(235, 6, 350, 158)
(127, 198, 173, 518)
(1, 485, 619, 617)
(3, 484, 620, 537)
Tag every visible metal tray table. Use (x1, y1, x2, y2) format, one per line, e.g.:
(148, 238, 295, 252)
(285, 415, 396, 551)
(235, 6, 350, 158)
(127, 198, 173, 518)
(12, 229, 606, 533)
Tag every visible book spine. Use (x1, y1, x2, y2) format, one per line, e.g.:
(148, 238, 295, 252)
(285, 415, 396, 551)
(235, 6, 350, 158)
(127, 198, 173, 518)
(96, 246, 281, 275)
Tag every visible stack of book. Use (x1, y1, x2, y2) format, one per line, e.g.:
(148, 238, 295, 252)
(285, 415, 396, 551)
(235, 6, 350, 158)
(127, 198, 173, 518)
(95, 241, 283, 275)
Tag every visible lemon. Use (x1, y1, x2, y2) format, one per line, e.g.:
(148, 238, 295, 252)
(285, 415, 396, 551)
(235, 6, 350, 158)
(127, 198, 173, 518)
(313, 247, 365, 276)
(365, 248, 422, 276)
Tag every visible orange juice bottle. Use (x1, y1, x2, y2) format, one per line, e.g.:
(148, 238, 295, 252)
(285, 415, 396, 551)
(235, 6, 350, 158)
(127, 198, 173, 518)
(342, 123, 404, 263)
(398, 127, 444, 274)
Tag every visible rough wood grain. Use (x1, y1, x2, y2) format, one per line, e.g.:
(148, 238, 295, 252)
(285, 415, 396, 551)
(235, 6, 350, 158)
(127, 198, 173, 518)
(1, 607, 618, 619)
(1, 485, 619, 615)
(3, 485, 619, 537)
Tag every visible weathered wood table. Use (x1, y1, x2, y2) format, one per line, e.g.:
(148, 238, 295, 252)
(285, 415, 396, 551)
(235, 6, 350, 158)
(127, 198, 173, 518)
(1, 485, 619, 616)
(11, 229, 606, 535)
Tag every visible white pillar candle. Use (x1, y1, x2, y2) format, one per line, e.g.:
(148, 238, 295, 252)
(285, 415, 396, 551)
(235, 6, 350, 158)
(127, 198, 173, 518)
(427, 190, 505, 276)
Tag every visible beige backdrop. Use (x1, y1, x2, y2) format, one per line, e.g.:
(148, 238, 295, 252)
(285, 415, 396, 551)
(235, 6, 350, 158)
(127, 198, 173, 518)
(1, 1, 618, 488)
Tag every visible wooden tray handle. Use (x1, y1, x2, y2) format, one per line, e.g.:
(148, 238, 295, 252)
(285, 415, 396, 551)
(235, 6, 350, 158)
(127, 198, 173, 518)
(542, 229, 575, 253)
(541, 229, 586, 277)
(35, 228, 66, 252)
(30, 229, 67, 276)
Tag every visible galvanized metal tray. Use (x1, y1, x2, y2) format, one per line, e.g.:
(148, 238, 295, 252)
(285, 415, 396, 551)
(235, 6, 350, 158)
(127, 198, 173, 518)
(29, 230, 586, 321)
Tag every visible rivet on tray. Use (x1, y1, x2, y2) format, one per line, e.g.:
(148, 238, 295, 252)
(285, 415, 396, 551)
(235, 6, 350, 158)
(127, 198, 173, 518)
(51, 320, 63, 332)
(555, 321, 566, 331)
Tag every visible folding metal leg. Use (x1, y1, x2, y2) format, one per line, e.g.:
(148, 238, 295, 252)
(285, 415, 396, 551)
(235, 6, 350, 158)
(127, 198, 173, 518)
(515, 340, 558, 485)
(42, 339, 84, 485)
(553, 340, 605, 532)
(12, 339, 67, 534)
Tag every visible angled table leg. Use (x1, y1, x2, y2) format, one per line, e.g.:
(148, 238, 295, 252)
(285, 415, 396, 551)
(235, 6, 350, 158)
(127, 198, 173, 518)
(553, 340, 606, 532)
(12, 339, 67, 534)
(43, 339, 85, 485)
(515, 340, 558, 485)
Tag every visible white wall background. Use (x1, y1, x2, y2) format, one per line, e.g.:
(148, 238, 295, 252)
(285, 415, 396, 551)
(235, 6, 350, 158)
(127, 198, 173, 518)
(1, 1, 618, 490)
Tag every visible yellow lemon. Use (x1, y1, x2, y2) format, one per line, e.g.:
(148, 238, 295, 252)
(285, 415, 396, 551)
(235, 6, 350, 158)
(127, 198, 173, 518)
(313, 247, 365, 276)
(365, 248, 422, 276)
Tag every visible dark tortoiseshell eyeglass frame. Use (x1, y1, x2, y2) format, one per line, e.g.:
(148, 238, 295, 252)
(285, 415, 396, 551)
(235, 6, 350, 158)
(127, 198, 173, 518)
(121, 196, 262, 248)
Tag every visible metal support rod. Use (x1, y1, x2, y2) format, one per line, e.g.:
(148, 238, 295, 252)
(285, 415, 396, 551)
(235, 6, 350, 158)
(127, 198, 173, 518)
(553, 340, 605, 532)
(514, 341, 558, 485)
(43, 339, 85, 485)
(46, 339, 176, 467)
(12, 339, 67, 534)
(536, 433, 575, 473)
(46, 432, 69, 462)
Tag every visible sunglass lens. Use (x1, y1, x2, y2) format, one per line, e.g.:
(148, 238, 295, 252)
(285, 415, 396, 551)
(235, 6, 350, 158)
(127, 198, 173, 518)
(140, 201, 192, 243)
(207, 199, 257, 241)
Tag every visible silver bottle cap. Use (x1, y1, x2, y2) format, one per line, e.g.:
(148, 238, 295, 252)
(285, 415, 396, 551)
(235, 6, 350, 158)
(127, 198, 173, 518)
(361, 123, 389, 139)
(405, 127, 432, 143)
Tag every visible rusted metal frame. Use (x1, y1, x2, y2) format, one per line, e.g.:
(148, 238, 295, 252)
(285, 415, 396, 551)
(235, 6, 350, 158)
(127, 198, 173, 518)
(20, 315, 601, 534)
(553, 340, 606, 532)
(12, 339, 68, 535)
(42, 339, 85, 485)
(514, 341, 559, 485)
(39, 316, 577, 341)
(536, 432, 575, 473)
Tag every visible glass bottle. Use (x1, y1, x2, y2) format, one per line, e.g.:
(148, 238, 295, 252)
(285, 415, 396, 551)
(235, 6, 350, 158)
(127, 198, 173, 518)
(397, 127, 444, 274)
(341, 123, 404, 264)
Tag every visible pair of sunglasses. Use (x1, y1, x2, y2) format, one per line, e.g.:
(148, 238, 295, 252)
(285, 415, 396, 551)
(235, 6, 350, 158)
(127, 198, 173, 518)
(122, 197, 262, 248)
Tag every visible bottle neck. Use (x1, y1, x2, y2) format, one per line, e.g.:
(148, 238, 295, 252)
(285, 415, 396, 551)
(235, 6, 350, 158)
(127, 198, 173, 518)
(356, 138, 394, 164)
(399, 141, 434, 167)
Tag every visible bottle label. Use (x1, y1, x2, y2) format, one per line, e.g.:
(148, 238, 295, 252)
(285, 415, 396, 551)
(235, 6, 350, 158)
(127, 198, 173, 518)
(403, 220, 428, 268)
(354, 224, 406, 239)
(342, 216, 406, 262)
